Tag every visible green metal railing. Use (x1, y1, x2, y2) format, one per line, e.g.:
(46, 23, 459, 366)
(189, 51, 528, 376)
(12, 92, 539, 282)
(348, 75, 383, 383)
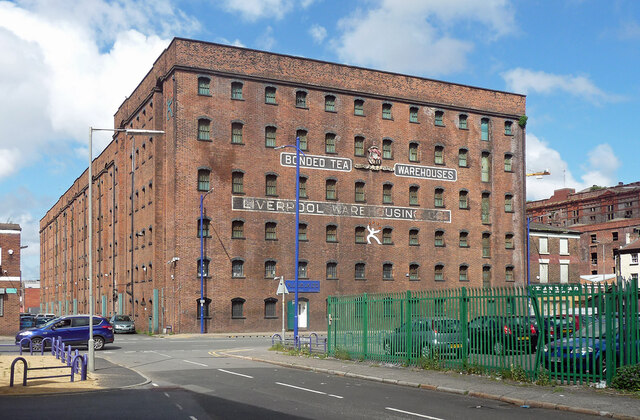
(327, 279, 638, 384)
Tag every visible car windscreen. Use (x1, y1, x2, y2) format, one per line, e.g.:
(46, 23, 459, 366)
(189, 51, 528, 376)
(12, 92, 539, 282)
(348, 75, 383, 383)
(113, 315, 131, 322)
(42, 318, 60, 328)
(574, 319, 618, 338)
(432, 319, 460, 333)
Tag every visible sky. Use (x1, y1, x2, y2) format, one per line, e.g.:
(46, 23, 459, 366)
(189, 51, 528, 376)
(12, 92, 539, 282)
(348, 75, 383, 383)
(0, 0, 638, 280)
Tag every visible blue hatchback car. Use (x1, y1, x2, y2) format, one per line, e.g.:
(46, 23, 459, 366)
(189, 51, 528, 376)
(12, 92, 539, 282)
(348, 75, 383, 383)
(16, 315, 114, 351)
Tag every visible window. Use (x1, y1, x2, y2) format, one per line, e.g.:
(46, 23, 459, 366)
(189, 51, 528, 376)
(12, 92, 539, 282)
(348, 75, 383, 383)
(481, 118, 489, 141)
(504, 154, 513, 172)
(482, 266, 491, 288)
(559, 238, 569, 255)
(505, 233, 514, 249)
(383, 263, 393, 280)
(459, 190, 468, 209)
(198, 258, 209, 277)
(383, 183, 393, 204)
(197, 218, 210, 238)
(326, 225, 337, 242)
(434, 188, 444, 208)
(231, 298, 245, 318)
(459, 114, 467, 129)
(296, 91, 307, 108)
(539, 237, 549, 254)
(355, 226, 366, 243)
(298, 261, 308, 278)
(409, 107, 418, 122)
(409, 186, 419, 205)
(326, 262, 337, 279)
(539, 263, 549, 284)
(354, 99, 364, 116)
(408, 142, 419, 162)
(232, 171, 244, 194)
(409, 264, 420, 280)
(265, 298, 277, 318)
(232, 259, 244, 278)
(265, 126, 276, 148)
(298, 223, 308, 241)
(612, 232, 619, 241)
(326, 179, 337, 200)
(434, 145, 444, 165)
(232, 220, 244, 239)
(560, 264, 568, 284)
(231, 82, 243, 100)
(434, 264, 444, 281)
(355, 182, 365, 202)
(198, 169, 210, 191)
(506, 266, 514, 282)
(299, 176, 307, 198)
(382, 103, 392, 119)
(382, 228, 393, 244)
(198, 119, 210, 141)
(435, 110, 444, 126)
(198, 77, 210, 95)
(481, 152, 491, 182)
(325, 95, 335, 112)
(409, 229, 419, 246)
(265, 222, 277, 240)
(458, 149, 468, 167)
(266, 174, 277, 196)
(265, 260, 276, 278)
(354, 136, 365, 156)
(297, 129, 308, 151)
(482, 233, 491, 257)
(459, 265, 468, 282)
(265, 86, 276, 104)
(196, 298, 211, 319)
(481, 192, 490, 224)
(504, 194, 513, 212)
(231, 122, 243, 144)
(631, 254, 638, 265)
(435, 230, 445, 247)
(325, 133, 336, 153)
(355, 263, 366, 279)
(382, 139, 392, 159)
(590, 234, 597, 243)
(504, 121, 513, 135)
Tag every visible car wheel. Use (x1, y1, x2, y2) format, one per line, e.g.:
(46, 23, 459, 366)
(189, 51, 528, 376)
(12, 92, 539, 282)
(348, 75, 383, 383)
(31, 337, 44, 352)
(93, 336, 105, 351)
(493, 341, 504, 355)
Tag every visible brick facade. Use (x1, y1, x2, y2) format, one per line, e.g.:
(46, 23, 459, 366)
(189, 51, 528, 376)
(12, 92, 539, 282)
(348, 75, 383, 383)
(0, 223, 22, 335)
(40, 38, 527, 333)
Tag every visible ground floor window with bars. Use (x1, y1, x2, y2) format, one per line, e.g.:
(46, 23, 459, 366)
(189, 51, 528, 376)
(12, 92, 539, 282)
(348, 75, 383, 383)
(264, 298, 277, 318)
(195, 297, 211, 319)
(231, 298, 245, 318)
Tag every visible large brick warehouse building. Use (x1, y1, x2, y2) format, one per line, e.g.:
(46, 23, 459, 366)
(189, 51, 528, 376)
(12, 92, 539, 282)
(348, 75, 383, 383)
(40, 38, 527, 333)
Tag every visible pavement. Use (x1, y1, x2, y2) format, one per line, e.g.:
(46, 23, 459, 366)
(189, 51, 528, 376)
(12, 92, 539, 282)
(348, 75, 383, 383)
(2, 333, 639, 419)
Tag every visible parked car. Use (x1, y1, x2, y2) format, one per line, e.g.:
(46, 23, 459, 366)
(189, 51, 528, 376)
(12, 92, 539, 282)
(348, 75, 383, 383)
(35, 313, 57, 327)
(20, 313, 36, 330)
(531, 315, 577, 343)
(16, 315, 114, 351)
(110, 315, 135, 333)
(383, 317, 466, 358)
(468, 315, 538, 355)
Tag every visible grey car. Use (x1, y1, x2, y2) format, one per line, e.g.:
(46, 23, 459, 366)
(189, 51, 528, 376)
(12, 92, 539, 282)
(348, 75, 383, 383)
(110, 315, 136, 333)
(383, 317, 466, 358)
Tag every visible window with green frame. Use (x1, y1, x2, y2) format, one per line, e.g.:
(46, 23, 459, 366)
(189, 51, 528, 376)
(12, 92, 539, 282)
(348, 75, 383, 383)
(482, 266, 491, 288)
(326, 225, 337, 242)
(504, 153, 513, 172)
(435, 110, 444, 126)
(197, 169, 210, 191)
(434, 145, 444, 164)
(435, 230, 445, 247)
(265, 126, 276, 148)
(482, 233, 491, 257)
(409, 264, 419, 280)
(325, 133, 336, 153)
(326, 179, 337, 200)
(458, 148, 468, 167)
(458, 114, 467, 129)
(459, 231, 468, 247)
(354, 136, 365, 156)
(198, 119, 210, 141)
(382, 103, 392, 119)
(504, 121, 513, 135)
(354, 99, 364, 116)
(481, 152, 491, 182)
(265, 222, 277, 240)
(355, 226, 365, 243)
(434, 188, 444, 208)
(298, 223, 308, 241)
(459, 190, 468, 209)
(481, 118, 489, 141)
(434, 264, 444, 281)
(325, 95, 335, 112)
(296, 91, 307, 108)
(382, 228, 392, 244)
(383, 263, 393, 280)
(297, 129, 308, 151)
(299, 176, 307, 198)
(232, 220, 244, 239)
(505, 233, 514, 249)
(481, 192, 490, 224)
(266, 174, 277, 196)
(231, 122, 243, 144)
(355, 181, 365, 202)
(382, 139, 392, 159)
(232, 171, 244, 194)
(409, 142, 418, 162)
(265, 86, 276, 104)
(504, 194, 513, 212)
(265, 260, 276, 278)
(198, 77, 210, 95)
(231, 82, 243, 100)
(355, 262, 365, 279)
(505, 266, 514, 282)
(382, 183, 393, 204)
(326, 262, 337, 279)
(298, 262, 308, 278)
(459, 265, 468, 281)
(409, 185, 419, 205)
(409, 106, 418, 123)
(197, 218, 210, 238)
(409, 229, 419, 245)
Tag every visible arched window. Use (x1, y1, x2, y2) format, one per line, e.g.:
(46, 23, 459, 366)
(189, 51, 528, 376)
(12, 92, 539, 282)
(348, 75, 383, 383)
(231, 298, 245, 318)
(232, 259, 245, 278)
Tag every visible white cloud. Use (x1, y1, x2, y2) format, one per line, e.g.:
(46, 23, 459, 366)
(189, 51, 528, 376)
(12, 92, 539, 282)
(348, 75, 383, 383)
(526, 133, 621, 201)
(216, 37, 246, 48)
(256, 26, 276, 50)
(309, 24, 327, 44)
(219, 0, 315, 22)
(502, 68, 624, 104)
(333, 0, 515, 76)
(618, 19, 640, 40)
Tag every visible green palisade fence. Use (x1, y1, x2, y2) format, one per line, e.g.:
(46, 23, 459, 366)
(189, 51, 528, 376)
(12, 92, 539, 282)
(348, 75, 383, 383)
(328, 278, 638, 385)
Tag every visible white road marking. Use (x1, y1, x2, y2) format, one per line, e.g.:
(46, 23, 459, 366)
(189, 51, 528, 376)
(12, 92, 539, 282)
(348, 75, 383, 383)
(189, 417, 198, 420)
(164, 392, 170, 397)
(175, 403, 183, 411)
(275, 382, 342, 399)
(152, 383, 158, 387)
(124, 350, 136, 353)
(151, 351, 171, 358)
(217, 368, 254, 379)
(385, 407, 445, 420)
(182, 359, 208, 367)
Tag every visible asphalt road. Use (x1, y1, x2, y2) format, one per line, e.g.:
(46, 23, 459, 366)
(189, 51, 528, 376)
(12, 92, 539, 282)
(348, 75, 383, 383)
(1, 335, 597, 419)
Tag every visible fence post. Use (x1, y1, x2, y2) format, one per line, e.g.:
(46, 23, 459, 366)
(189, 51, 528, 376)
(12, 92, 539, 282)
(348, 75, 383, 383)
(362, 293, 368, 360)
(405, 291, 412, 365)
(327, 295, 332, 356)
(605, 287, 615, 384)
(461, 287, 468, 362)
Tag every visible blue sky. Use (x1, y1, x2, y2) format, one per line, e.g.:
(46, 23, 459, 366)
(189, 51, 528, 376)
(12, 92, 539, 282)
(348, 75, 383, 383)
(0, 0, 638, 279)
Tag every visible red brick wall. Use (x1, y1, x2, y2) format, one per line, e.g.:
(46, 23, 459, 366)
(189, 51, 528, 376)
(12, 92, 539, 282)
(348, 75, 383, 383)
(0, 293, 20, 335)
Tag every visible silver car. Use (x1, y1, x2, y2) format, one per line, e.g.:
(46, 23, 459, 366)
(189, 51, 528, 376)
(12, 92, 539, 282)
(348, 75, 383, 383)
(110, 315, 136, 333)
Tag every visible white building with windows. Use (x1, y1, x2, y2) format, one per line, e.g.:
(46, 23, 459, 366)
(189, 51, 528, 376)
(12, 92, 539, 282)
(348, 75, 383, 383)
(528, 223, 585, 284)
(615, 236, 640, 282)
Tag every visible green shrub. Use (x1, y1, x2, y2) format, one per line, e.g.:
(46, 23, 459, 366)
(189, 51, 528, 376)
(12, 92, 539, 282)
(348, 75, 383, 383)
(269, 342, 285, 351)
(610, 364, 640, 392)
(334, 347, 351, 360)
(510, 364, 529, 382)
(418, 350, 441, 370)
(535, 368, 552, 386)
(518, 115, 528, 128)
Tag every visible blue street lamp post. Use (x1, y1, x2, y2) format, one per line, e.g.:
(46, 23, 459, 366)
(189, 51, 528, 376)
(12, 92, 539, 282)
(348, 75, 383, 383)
(275, 138, 304, 343)
(199, 188, 214, 334)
